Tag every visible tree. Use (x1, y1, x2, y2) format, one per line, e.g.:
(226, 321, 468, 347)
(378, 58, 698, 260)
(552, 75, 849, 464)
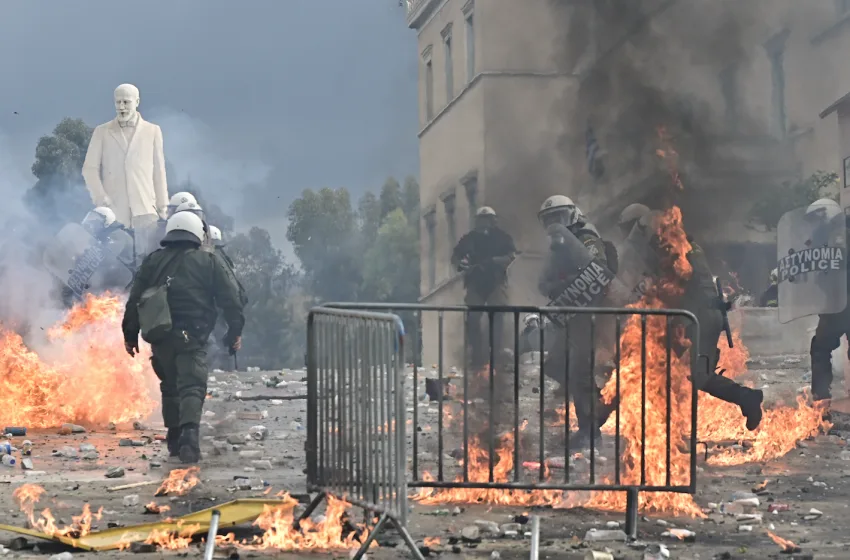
(358, 191, 382, 245)
(25, 118, 94, 228)
(749, 171, 839, 230)
(379, 177, 403, 221)
(286, 188, 362, 303)
(360, 208, 419, 303)
(225, 227, 304, 369)
(402, 176, 420, 218)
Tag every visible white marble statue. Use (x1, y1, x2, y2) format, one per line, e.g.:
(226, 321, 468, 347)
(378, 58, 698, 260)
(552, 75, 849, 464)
(82, 84, 168, 257)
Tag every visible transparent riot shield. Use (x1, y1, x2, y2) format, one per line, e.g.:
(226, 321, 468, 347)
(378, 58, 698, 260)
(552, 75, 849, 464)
(104, 228, 135, 267)
(776, 204, 847, 323)
(42, 223, 133, 300)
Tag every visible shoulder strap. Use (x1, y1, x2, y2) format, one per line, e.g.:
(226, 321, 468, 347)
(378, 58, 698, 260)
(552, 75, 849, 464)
(149, 248, 194, 288)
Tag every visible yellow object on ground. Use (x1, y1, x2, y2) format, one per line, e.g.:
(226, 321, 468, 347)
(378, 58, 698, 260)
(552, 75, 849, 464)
(0, 498, 283, 551)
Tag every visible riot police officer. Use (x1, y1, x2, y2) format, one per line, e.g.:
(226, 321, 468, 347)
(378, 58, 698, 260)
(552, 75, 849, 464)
(451, 206, 516, 367)
(618, 203, 651, 239)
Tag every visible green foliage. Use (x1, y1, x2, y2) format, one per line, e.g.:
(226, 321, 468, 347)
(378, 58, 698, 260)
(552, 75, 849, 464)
(225, 227, 304, 369)
(26, 118, 95, 228)
(286, 187, 362, 303)
(360, 208, 419, 302)
(749, 171, 839, 230)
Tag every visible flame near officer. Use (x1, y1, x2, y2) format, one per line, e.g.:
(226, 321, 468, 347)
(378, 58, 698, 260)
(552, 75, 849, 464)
(122, 211, 245, 464)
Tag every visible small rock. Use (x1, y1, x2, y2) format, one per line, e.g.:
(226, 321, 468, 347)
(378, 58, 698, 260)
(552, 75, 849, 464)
(289, 421, 304, 431)
(105, 466, 125, 478)
(460, 525, 481, 543)
(664, 528, 695, 541)
(129, 542, 157, 553)
(738, 525, 753, 532)
(21, 458, 33, 470)
(118, 439, 133, 447)
(251, 460, 273, 470)
(227, 434, 248, 445)
(249, 425, 269, 441)
(452, 506, 462, 516)
(812, 481, 827, 487)
(107, 422, 116, 431)
(54, 446, 78, 459)
(489, 552, 501, 559)
(605, 521, 620, 529)
(49, 554, 74, 560)
(130, 440, 146, 447)
(79, 443, 96, 452)
(132, 421, 148, 431)
(503, 530, 518, 538)
(736, 513, 763, 524)
(642, 543, 670, 560)
(203, 410, 216, 418)
(500, 523, 522, 533)
(59, 423, 85, 435)
(81, 452, 99, 461)
(239, 450, 264, 459)
(474, 520, 501, 535)
(123, 494, 140, 507)
(584, 529, 627, 542)
(656, 519, 668, 527)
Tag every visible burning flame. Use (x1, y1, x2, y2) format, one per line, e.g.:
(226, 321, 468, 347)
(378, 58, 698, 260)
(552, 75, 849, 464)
(13, 484, 102, 540)
(143, 521, 201, 550)
(423, 537, 440, 547)
(0, 294, 157, 428)
(155, 467, 201, 497)
(145, 502, 171, 514)
(246, 493, 374, 550)
(766, 530, 800, 552)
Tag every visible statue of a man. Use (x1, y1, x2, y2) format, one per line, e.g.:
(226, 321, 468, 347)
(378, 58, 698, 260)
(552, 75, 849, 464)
(82, 84, 168, 259)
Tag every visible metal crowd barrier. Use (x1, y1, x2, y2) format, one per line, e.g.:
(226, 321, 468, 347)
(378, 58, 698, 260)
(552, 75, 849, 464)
(324, 303, 702, 540)
(302, 307, 423, 560)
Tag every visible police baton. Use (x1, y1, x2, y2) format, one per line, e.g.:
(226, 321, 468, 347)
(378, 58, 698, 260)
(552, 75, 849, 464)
(233, 351, 239, 372)
(715, 278, 734, 349)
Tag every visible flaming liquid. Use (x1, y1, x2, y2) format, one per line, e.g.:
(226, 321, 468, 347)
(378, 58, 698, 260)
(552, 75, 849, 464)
(0, 294, 157, 428)
(13, 484, 103, 540)
(155, 467, 201, 497)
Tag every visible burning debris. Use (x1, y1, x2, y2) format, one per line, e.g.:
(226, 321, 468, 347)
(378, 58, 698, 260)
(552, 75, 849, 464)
(766, 530, 801, 553)
(0, 294, 157, 428)
(155, 467, 201, 497)
(12, 484, 103, 539)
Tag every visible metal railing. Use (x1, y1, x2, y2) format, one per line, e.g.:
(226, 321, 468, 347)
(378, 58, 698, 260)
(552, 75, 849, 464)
(302, 307, 423, 560)
(322, 303, 702, 539)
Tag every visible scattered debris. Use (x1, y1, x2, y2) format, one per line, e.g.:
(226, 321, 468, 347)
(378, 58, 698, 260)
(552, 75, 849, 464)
(460, 525, 481, 543)
(248, 425, 268, 440)
(474, 520, 501, 535)
(53, 447, 79, 459)
(251, 459, 273, 470)
(584, 529, 627, 542)
(105, 467, 125, 479)
(4, 427, 26, 436)
(59, 424, 86, 435)
(21, 458, 33, 470)
(132, 421, 148, 431)
(642, 544, 670, 560)
(123, 494, 140, 507)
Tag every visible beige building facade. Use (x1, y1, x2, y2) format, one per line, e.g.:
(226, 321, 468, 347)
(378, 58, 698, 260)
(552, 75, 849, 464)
(405, 0, 850, 365)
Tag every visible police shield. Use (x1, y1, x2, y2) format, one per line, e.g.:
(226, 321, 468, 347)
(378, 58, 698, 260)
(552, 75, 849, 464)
(544, 224, 632, 327)
(776, 204, 847, 323)
(43, 223, 133, 299)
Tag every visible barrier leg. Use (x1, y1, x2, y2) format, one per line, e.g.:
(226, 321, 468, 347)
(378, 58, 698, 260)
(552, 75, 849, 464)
(390, 516, 426, 560)
(293, 492, 326, 531)
(624, 488, 639, 539)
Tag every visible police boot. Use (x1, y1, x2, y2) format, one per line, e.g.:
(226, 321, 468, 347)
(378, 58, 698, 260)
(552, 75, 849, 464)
(166, 427, 181, 457)
(810, 335, 834, 401)
(178, 423, 201, 464)
(703, 375, 764, 431)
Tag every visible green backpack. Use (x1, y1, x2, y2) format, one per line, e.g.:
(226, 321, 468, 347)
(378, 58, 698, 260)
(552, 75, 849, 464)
(138, 249, 192, 344)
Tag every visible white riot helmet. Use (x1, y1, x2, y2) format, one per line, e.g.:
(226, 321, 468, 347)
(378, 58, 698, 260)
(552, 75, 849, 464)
(538, 195, 580, 229)
(769, 268, 778, 284)
(175, 201, 205, 219)
(805, 198, 841, 220)
(523, 313, 540, 329)
(82, 207, 117, 236)
(167, 192, 198, 217)
(618, 203, 650, 234)
(162, 211, 205, 246)
(209, 225, 224, 247)
(474, 206, 497, 232)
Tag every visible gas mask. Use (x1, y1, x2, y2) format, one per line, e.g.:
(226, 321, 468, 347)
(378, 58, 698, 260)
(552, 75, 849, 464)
(546, 223, 570, 251)
(475, 215, 496, 234)
(114, 84, 140, 123)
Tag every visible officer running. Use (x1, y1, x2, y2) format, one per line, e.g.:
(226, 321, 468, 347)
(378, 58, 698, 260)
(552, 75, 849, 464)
(643, 211, 764, 430)
(122, 212, 245, 463)
(536, 195, 619, 447)
(451, 206, 516, 368)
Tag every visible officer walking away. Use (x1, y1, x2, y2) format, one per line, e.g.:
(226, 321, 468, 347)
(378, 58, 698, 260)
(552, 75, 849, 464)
(166, 192, 198, 219)
(759, 269, 778, 308)
(122, 212, 245, 464)
(209, 225, 247, 305)
(451, 206, 516, 367)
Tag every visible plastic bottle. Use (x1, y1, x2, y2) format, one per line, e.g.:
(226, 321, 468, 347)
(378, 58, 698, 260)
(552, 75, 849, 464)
(1, 454, 16, 467)
(0, 441, 12, 455)
(21, 440, 32, 456)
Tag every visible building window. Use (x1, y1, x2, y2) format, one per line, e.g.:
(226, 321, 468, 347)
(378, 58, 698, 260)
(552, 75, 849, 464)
(719, 64, 739, 130)
(443, 194, 457, 259)
(465, 13, 475, 81)
(442, 24, 454, 102)
(765, 30, 789, 138)
(425, 211, 437, 289)
(423, 46, 434, 121)
(463, 175, 478, 230)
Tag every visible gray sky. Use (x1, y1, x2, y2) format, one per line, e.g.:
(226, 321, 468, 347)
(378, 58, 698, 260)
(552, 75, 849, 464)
(0, 0, 419, 250)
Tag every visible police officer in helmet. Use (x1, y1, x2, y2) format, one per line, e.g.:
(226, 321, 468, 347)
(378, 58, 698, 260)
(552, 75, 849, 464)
(122, 211, 245, 463)
(451, 206, 516, 368)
